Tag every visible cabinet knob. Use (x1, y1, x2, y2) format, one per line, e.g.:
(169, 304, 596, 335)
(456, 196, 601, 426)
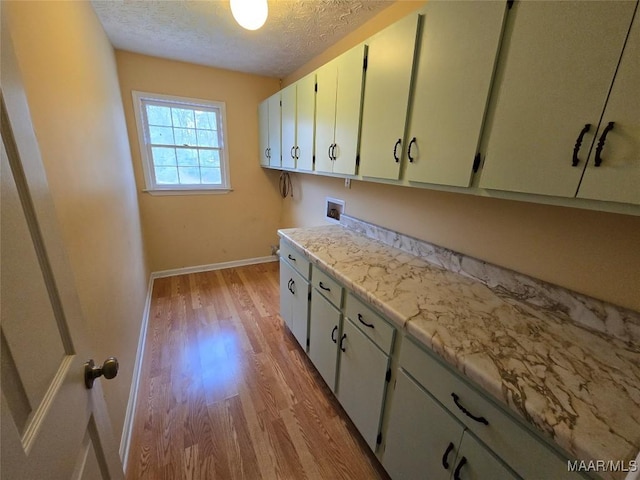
(571, 124, 591, 166)
(594, 121, 615, 167)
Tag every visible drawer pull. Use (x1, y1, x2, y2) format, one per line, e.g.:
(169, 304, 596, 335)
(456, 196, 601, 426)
(442, 442, 454, 469)
(594, 121, 615, 167)
(571, 123, 591, 166)
(287, 254, 296, 262)
(451, 393, 489, 425)
(319, 282, 331, 292)
(453, 456, 467, 480)
(331, 325, 338, 343)
(339, 333, 347, 352)
(357, 313, 375, 329)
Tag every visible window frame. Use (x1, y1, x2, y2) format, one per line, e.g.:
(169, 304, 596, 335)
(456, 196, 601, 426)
(132, 90, 232, 195)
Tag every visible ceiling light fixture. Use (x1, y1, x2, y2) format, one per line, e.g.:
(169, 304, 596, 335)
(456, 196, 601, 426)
(230, 0, 268, 31)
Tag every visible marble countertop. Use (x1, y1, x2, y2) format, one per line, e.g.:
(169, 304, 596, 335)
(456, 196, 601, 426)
(278, 224, 640, 478)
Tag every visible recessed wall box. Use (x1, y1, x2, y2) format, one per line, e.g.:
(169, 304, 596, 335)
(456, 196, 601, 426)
(325, 197, 345, 224)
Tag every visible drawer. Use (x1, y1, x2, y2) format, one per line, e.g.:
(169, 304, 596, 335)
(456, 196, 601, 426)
(399, 337, 582, 480)
(311, 265, 343, 309)
(280, 240, 310, 280)
(344, 293, 395, 354)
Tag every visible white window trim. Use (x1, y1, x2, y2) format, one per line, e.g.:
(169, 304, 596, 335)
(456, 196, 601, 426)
(131, 90, 232, 194)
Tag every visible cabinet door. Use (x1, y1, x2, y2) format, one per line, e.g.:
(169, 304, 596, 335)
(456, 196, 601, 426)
(281, 83, 297, 169)
(383, 370, 464, 480)
(406, 0, 506, 187)
(452, 432, 518, 480)
(359, 14, 420, 180)
(279, 259, 294, 331)
(578, 13, 640, 205)
(336, 318, 389, 450)
(268, 92, 281, 167)
(315, 59, 338, 174)
(258, 99, 270, 166)
(333, 44, 366, 175)
(479, 1, 636, 197)
(308, 289, 340, 391)
(296, 73, 316, 172)
(289, 269, 309, 351)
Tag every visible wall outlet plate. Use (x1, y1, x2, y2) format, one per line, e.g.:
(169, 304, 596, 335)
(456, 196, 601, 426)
(325, 197, 345, 224)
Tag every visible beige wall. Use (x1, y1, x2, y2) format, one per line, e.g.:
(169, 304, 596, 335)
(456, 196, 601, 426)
(280, 2, 640, 313)
(116, 51, 282, 272)
(4, 0, 149, 440)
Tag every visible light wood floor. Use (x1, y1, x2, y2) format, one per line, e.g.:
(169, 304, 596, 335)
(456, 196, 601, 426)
(126, 262, 390, 479)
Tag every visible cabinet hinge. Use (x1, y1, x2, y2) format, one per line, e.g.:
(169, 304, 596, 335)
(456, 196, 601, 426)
(385, 368, 391, 383)
(314, 82, 318, 93)
(507, 0, 514, 9)
(376, 432, 382, 446)
(472, 152, 482, 173)
(363, 55, 368, 71)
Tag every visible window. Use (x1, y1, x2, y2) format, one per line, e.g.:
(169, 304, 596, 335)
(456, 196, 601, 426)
(132, 91, 231, 194)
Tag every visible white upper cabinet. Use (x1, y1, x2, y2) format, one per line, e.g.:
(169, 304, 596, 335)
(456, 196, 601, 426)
(259, 92, 281, 167)
(281, 83, 297, 169)
(577, 11, 640, 205)
(296, 73, 316, 172)
(479, 1, 636, 198)
(405, 1, 506, 188)
(315, 45, 366, 176)
(359, 14, 420, 180)
(280, 73, 316, 171)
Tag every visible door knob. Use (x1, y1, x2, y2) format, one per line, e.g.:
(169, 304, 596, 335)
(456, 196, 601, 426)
(84, 357, 119, 389)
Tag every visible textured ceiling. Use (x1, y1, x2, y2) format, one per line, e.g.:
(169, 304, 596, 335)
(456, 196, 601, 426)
(91, 0, 392, 78)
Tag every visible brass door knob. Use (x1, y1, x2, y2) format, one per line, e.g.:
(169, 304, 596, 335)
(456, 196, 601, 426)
(84, 357, 119, 389)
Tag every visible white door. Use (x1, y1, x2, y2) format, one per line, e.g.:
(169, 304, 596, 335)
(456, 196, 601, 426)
(315, 59, 338, 174)
(281, 83, 297, 169)
(1, 26, 124, 480)
(296, 73, 316, 172)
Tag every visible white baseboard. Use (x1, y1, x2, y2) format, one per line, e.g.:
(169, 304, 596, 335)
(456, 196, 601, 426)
(151, 255, 278, 279)
(119, 274, 154, 471)
(118, 254, 279, 469)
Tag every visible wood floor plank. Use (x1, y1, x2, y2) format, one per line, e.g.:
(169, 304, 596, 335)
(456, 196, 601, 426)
(126, 262, 389, 480)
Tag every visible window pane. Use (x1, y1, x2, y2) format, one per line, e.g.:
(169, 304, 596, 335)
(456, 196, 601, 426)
(199, 149, 220, 167)
(195, 110, 217, 130)
(201, 168, 222, 185)
(155, 166, 179, 184)
(174, 128, 197, 146)
(178, 167, 201, 185)
(171, 108, 195, 128)
(151, 147, 176, 167)
(149, 126, 174, 145)
(176, 148, 198, 166)
(146, 104, 172, 126)
(196, 129, 217, 148)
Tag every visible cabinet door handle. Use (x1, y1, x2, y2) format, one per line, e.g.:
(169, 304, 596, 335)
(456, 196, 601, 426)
(453, 456, 467, 480)
(571, 124, 591, 166)
(442, 442, 455, 469)
(451, 393, 489, 425)
(594, 121, 615, 167)
(295, 146, 300, 159)
(339, 333, 347, 352)
(291, 146, 295, 159)
(264, 147, 269, 158)
(357, 313, 374, 329)
(287, 254, 296, 262)
(332, 143, 338, 160)
(331, 325, 338, 343)
(319, 282, 331, 292)
(407, 137, 416, 163)
(328, 144, 333, 161)
(393, 138, 401, 163)
(288, 279, 295, 294)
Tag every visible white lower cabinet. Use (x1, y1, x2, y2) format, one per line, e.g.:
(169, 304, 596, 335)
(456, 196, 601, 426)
(384, 370, 517, 480)
(308, 288, 341, 391)
(279, 258, 309, 350)
(336, 317, 390, 450)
